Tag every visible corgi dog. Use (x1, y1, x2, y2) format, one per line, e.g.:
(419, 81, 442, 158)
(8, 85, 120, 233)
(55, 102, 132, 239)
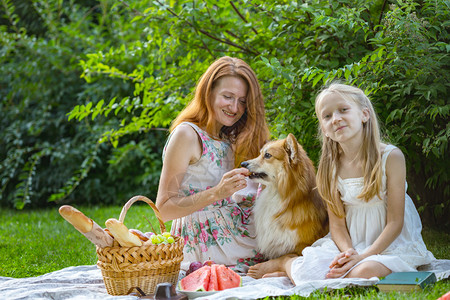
(241, 133, 328, 260)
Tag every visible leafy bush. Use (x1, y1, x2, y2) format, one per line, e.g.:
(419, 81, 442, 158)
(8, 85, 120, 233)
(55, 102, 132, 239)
(0, 0, 164, 208)
(1, 0, 448, 228)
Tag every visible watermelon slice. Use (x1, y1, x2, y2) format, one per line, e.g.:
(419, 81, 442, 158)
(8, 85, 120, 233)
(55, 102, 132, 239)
(179, 265, 211, 291)
(207, 264, 219, 291)
(217, 264, 242, 290)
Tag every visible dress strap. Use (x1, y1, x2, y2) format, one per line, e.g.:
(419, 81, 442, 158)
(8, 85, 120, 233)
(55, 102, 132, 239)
(162, 122, 206, 160)
(181, 122, 202, 135)
(381, 144, 397, 173)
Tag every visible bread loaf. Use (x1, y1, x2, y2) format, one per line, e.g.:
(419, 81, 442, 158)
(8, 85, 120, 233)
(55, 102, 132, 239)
(105, 218, 142, 247)
(59, 205, 93, 233)
(59, 205, 114, 248)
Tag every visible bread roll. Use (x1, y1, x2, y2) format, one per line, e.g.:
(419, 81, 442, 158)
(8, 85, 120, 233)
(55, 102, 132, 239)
(59, 205, 114, 248)
(129, 229, 149, 241)
(104, 228, 115, 238)
(105, 218, 142, 247)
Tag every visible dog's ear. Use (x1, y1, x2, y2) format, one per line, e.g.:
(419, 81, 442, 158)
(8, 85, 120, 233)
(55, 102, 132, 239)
(285, 133, 299, 163)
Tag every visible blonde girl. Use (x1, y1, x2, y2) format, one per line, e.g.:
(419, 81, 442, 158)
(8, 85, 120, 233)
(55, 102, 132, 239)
(250, 83, 434, 281)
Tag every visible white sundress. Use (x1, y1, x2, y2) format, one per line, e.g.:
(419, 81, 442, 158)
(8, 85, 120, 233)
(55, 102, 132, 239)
(164, 122, 264, 272)
(290, 145, 435, 284)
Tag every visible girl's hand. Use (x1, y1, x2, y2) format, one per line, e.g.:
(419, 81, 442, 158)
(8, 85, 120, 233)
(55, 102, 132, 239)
(213, 168, 250, 200)
(326, 249, 361, 278)
(329, 248, 357, 269)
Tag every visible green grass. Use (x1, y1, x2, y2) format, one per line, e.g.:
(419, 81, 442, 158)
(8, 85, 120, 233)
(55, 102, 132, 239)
(0, 204, 166, 278)
(266, 280, 450, 299)
(0, 205, 449, 299)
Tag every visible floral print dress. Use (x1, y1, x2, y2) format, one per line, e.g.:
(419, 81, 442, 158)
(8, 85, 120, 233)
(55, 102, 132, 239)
(164, 122, 264, 272)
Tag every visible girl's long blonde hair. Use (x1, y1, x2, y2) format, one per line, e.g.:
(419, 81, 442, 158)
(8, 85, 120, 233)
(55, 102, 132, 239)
(315, 83, 382, 218)
(170, 56, 269, 167)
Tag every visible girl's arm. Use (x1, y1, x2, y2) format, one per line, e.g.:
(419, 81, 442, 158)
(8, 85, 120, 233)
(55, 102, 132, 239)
(359, 148, 406, 258)
(327, 202, 355, 270)
(328, 203, 353, 253)
(155, 124, 249, 222)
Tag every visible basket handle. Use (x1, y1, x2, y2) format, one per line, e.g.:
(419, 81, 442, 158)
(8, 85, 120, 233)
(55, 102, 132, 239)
(118, 195, 166, 233)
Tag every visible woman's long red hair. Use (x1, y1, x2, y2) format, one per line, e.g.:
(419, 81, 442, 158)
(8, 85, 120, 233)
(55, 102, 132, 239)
(171, 56, 269, 167)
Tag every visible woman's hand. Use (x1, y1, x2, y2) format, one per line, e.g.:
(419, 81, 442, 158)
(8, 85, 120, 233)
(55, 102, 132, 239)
(156, 122, 250, 222)
(213, 168, 250, 200)
(326, 248, 362, 278)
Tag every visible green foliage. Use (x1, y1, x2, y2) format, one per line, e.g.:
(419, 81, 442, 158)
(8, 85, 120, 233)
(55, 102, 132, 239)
(363, 2, 449, 224)
(0, 0, 164, 209)
(1, 0, 448, 228)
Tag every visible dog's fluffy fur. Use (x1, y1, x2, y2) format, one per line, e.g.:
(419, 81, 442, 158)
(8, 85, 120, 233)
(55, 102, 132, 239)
(242, 133, 328, 259)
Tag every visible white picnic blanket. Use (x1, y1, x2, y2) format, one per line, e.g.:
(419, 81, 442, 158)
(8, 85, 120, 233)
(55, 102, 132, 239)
(1, 260, 449, 299)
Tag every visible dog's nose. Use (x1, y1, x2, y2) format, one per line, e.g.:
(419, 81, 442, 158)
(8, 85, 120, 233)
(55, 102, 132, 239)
(241, 161, 249, 168)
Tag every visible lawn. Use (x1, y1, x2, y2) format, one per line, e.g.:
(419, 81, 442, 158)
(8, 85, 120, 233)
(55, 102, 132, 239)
(0, 204, 449, 299)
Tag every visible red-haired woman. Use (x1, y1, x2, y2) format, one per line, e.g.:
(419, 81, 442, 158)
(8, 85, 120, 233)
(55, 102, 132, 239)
(156, 56, 270, 273)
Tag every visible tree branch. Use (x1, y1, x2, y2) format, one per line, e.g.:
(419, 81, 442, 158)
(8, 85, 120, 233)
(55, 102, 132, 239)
(153, 0, 260, 56)
(198, 37, 214, 57)
(229, 1, 258, 34)
(378, 0, 388, 28)
(118, 0, 143, 16)
(197, 28, 259, 56)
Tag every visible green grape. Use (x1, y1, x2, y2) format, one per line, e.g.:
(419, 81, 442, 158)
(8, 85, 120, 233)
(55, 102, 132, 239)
(167, 237, 175, 244)
(162, 232, 171, 238)
(150, 235, 161, 244)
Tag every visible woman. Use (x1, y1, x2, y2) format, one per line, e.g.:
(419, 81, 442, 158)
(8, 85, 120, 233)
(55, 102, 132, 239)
(156, 56, 270, 272)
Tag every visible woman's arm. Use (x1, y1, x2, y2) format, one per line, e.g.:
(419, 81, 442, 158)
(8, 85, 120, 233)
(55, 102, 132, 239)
(359, 148, 406, 258)
(155, 124, 249, 222)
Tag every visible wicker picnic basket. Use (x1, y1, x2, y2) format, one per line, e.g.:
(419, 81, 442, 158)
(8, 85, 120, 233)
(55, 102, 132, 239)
(96, 195, 184, 296)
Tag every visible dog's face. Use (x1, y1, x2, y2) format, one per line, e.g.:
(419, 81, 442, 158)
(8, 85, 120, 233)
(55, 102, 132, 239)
(241, 133, 302, 187)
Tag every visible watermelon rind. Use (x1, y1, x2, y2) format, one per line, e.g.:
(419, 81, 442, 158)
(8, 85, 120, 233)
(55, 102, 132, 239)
(179, 265, 211, 291)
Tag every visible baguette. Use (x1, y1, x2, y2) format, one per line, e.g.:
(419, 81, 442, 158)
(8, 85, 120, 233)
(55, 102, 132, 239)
(59, 205, 114, 248)
(105, 218, 142, 247)
(59, 205, 93, 233)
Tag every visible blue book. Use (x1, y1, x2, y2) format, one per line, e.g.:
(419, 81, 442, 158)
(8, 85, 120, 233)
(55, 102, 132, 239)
(376, 271, 436, 292)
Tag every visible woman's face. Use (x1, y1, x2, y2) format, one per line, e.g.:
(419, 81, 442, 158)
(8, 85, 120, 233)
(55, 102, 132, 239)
(210, 75, 247, 132)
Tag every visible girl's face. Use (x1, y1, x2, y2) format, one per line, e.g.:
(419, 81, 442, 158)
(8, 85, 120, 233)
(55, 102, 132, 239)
(318, 93, 369, 144)
(211, 75, 247, 132)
